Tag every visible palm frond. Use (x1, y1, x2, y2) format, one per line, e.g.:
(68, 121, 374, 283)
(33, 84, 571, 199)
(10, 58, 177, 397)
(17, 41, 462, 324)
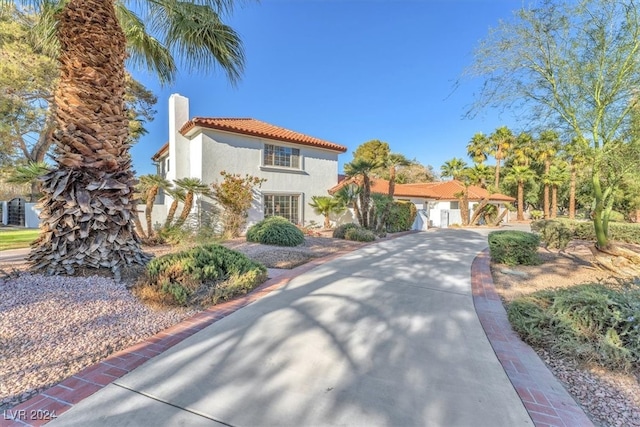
(116, 2, 176, 84)
(152, 0, 245, 85)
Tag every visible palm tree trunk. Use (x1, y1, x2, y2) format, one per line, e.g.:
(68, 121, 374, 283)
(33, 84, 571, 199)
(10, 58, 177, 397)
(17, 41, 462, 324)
(569, 165, 577, 219)
(494, 148, 502, 189)
(176, 191, 194, 226)
(29, 0, 148, 278)
(461, 186, 470, 226)
(146, 186, 159, 237)
(544, 160, 550, 218)
(323, 214, 331, 230)
(133, 205, 147, 241)
(551, 185, 558, 219)
(164, 200, 179, 228)
(517, 181, 524, 221)
(377, 166, 397, 233)
(470, 197, 489, 225)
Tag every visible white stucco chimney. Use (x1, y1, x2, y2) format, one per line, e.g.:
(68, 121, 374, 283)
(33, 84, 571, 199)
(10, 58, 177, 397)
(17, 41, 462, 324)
(168, 93, 190, 181)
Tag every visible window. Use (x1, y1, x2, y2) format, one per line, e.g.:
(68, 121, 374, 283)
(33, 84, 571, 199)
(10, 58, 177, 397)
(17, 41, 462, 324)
(450, 201, 460, 210)
(264, 194, 300, 224)
(264, 144, 300, 168)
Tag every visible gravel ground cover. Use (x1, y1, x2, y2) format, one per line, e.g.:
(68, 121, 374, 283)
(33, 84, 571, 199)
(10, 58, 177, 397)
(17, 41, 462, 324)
(0, 235, 365, 412)
(491, 240, 640, 427)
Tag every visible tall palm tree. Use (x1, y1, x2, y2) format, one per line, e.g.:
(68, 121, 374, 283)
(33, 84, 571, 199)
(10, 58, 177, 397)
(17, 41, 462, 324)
(535, 130, 560, 218)
(467, 132, 490, 165)
(25, 0, 246, 277)
(138, 174, 171, 238)
(309, 196, 345, 229)
(504, 165, 536, 221)
(377, 153, 410, 231)
(440, 157, 468, 181)
(489, 126, 515, 189)
(344, 158, 379, 229)
(174, 177, 211, 227)
(441, 158, 470, 225)
(547, 161, 569, 219)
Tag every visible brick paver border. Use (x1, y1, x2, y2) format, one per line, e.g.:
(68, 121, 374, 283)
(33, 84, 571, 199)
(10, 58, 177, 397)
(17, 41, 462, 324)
(2, 232, 415, 426)
(471, 248, 594, 427)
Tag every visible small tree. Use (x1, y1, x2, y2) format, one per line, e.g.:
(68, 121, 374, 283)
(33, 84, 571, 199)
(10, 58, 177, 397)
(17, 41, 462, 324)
(6, 161, 50, 202)
(138, 174, 171, 239)
(309, 195, 345, 229)
(211, 171, 266, 238)
(174, 178, 211, 228)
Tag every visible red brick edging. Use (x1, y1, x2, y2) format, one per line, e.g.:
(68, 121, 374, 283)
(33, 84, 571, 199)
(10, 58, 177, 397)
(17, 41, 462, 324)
(2, 232, 416, 426)
(471, 249, 594, 427)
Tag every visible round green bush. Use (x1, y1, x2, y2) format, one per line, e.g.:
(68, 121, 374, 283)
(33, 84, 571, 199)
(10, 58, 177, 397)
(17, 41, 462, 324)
(488, 230, 541, 266)
(332, 223, 359, 239)
(246, 216, 304, 246)
(344, 227, 376, 242)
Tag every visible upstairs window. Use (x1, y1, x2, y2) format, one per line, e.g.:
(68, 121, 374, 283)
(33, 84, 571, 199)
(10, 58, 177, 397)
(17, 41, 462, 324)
(264, 144, 300, 169)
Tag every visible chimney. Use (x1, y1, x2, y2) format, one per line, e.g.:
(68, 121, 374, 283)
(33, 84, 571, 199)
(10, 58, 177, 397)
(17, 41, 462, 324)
(168, 94, 190, 180)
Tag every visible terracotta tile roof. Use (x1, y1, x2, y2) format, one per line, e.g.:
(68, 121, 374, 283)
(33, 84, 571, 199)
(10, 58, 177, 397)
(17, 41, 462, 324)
(151, 142, 169, 161)
(179, 118, 347, 153)
(329, 177, 515, 202)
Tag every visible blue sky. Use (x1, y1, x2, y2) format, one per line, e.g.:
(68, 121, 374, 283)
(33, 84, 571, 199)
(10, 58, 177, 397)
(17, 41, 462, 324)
(129, 0, 524, 177)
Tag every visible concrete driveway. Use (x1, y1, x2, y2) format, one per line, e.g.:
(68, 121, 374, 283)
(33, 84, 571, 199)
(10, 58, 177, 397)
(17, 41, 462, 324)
(49, 229, 532, 427)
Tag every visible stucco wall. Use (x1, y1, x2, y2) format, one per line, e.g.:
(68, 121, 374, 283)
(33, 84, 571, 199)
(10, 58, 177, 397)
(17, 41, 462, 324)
(195, 130, 340, 227)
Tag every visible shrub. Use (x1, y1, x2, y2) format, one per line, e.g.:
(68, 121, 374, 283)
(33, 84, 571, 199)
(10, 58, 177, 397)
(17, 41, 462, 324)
(386, 201, 418, 232)
(332, 223, 359, 239)
(246, 216, 304, 246)
(488, 230, 541, 266)
(508, 283, 640, 371)
(531, 219, 574, 249)
(530, 210, 543, 220)
(532, 219, 640, 247)
(344, 227, 376, 242)
(135, 244, 267, 307)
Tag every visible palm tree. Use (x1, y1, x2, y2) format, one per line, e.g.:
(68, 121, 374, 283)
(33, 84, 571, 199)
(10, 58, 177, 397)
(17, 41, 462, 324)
(25, 0, 246, 277)
(535, 130, 560, 218)
(335, 184, 361, 226)
(309, 196, 345, 229)
(6, 161, 50, 202)
(138, 174, 171, 238)
(547, 161, 569, 219)
(441, 158, 470, 225)
(489, 126, 515, 189)
(504, 165, 536, 221)
(467, 133, 490, 165)
(174, 178, 211, 227)
(377, 153, 410, 232)
(344, 158, 379, 229)
(440, 157, 468, 181)
(163, 186, 186, 228)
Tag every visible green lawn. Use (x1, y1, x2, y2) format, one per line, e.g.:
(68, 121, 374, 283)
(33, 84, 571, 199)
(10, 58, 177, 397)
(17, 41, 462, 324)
(0, 229, 40, 251)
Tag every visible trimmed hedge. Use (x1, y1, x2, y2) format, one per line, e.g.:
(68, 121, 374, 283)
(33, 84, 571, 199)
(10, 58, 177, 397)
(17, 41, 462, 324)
(488, 230, 541, 266)
(344, 227, 376, 242)
(532, 219, 640, 249)
(246, 216, 305, 246)
(137, 244, 267, 306)
(387, 201, 418, 232)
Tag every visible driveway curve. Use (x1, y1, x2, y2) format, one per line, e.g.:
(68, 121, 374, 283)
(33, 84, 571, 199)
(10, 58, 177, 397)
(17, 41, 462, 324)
(49, 229, 532, 427)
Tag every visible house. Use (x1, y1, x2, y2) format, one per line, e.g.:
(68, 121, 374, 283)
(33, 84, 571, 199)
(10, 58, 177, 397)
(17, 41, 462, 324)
(150, 94, 347, 229)
(329, 178, 515, 230)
